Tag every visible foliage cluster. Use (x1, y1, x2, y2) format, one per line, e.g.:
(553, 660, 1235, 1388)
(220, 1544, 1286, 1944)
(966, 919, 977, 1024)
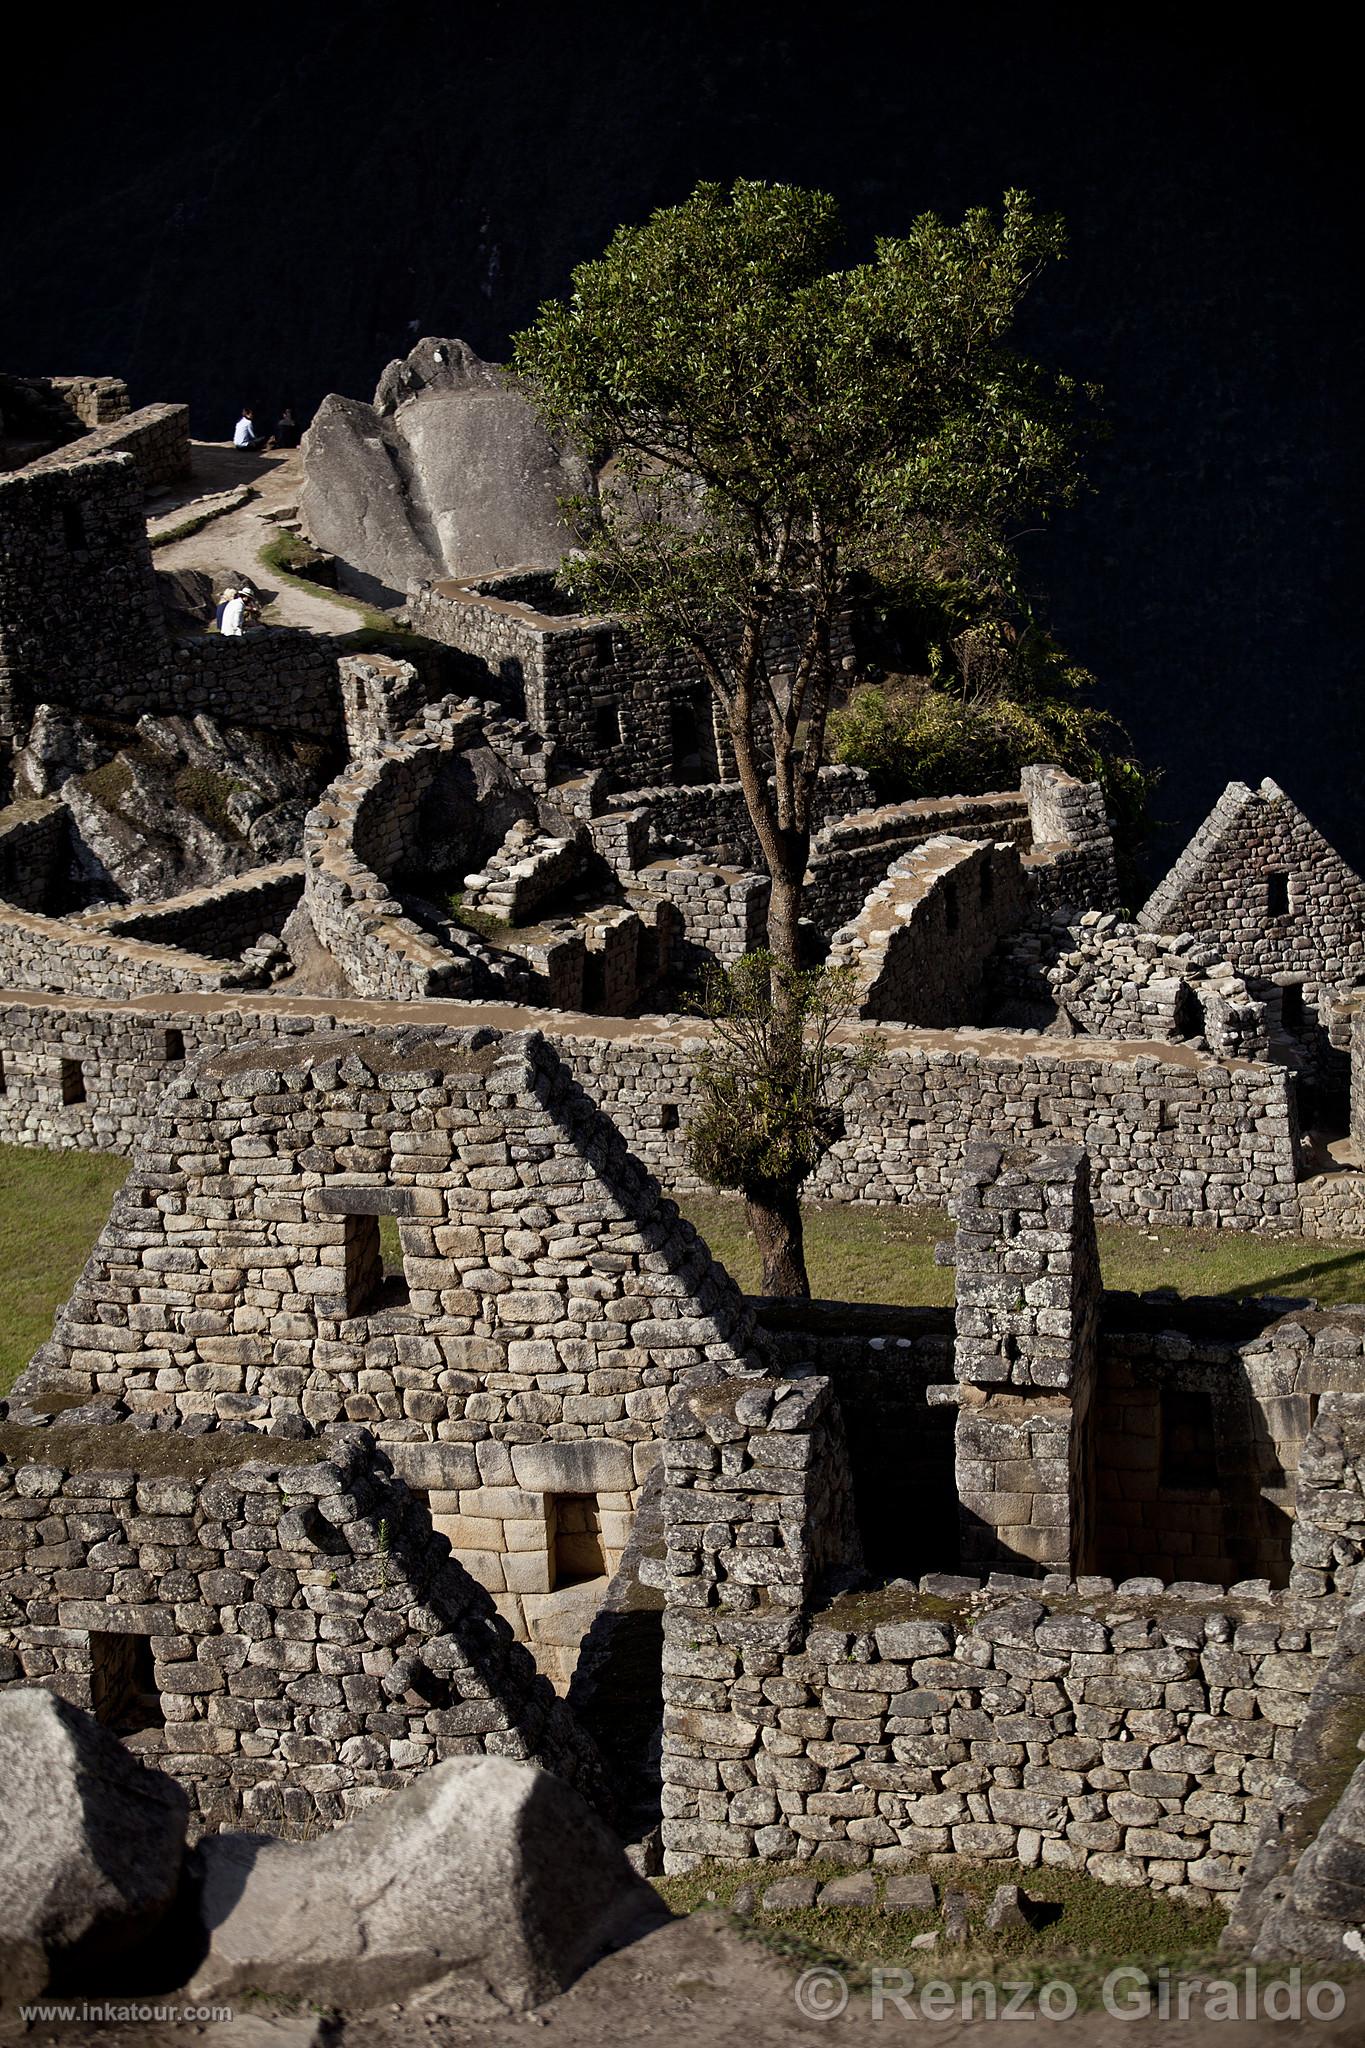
(686, 954, 880, 1202)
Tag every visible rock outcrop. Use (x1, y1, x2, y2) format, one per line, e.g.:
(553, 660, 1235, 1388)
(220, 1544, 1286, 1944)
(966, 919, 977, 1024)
(189, 1755, 657, 2011)
(0, 1689, 188, 1999)
(299, 338, 591, 604)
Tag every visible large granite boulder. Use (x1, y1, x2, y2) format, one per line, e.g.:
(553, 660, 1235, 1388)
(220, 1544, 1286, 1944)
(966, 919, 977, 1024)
(190, 1753, 658, 2011)
(299, 338, 592, 605)
(0, 1689, 189, 1999)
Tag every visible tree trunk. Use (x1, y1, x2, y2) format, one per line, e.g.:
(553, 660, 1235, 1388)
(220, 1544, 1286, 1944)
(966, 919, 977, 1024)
(765, 857, 806, 973)
(746, 1186, 810, 1298)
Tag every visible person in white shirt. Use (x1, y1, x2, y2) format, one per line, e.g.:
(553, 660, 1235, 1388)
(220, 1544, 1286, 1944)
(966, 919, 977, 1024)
(233, 409, 260, 448)
(220, 592, 246, 636)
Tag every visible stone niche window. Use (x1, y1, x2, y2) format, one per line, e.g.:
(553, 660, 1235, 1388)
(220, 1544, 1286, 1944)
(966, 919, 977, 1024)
(0, 1049, 6, 1095)
(594, 629, 618, 667)
(59, 1058, 86, 1105)
(90, 1631, 163, 1735)
(593, 700, 622, 749)
(1159, 1388, 1218, 1491)
(658, 1103, 680, 1132)
(163, 1028, 186, 1063)
(1266, 870, 1291, 917)
(550, 1495, 606, 1588)
(318, 1187, 415, 1315)
(1280, 982, 1305, 1031)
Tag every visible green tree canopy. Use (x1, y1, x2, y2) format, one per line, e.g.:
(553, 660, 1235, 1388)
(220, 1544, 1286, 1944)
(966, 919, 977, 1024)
(512, 179, 1092, 970)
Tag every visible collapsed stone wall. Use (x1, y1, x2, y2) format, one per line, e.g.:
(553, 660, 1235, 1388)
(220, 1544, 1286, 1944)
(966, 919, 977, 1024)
(999, 910, 1269, 1058)
(0, 991, 1305, 1233)
(0, 1422, 609, 1836)
(26, 404, 192, 493)
(804, 791, 1033, 938)
(657, 1376, 1331, 1894)
(43, 376, 131, 429)
(828, 839, 1030, 1025)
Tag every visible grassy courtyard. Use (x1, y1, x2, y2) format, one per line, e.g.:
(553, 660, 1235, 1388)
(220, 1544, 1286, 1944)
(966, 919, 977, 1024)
(3, 1141, 1365, 1395)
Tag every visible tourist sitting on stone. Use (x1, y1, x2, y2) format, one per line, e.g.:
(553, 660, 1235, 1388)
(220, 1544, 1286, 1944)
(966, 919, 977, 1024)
(270, 406, 299, 448)
(214, 586, 237, 630)
(220, 589, 246, 636)
(233, 407, 261, 448)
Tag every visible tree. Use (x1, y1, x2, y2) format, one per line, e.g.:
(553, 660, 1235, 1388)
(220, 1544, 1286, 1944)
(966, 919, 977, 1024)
(512, 178, 1091, 1294)
(687, 955, 880, 1295)
(511, 178, 1091, 974)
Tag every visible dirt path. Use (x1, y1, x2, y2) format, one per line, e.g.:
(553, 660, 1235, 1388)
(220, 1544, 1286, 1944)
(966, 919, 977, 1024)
(5, 1914, 1357, 2048)
(148, 443, 371, 637)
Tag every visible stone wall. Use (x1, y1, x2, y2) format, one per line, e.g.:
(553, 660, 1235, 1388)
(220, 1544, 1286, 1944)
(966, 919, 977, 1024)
(339, 652, 432, 756)
(604, 766, 875, 870)
(0, 1421, 609, 1836)
(27, 404, 192, 493)
(657, 1377, 1332, 1893)
(828, 839, 1030, 1025)
(1000, 910, 1269, 1059)
(803, 792, 1033, 939)
(0, 456, 168, 743)
(1020, 763, 1121, 913)
(410, 571, 855, 794)
(0, 903, 266, 1000)
(79, 862, 304, 962)
(0, 797, 69, 912)
(949, 1141, 1102, 1576)
(0, 991, 1306, 1234)
(45, 376, 130, 429)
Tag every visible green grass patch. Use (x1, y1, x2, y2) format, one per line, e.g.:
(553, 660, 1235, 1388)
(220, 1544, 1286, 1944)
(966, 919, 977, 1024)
(0, 1144, 129, 1392)
(256, 536, 391, 631)
(677, 1192, 1365, 1307)
(77, 755, 135, 814)
(150, 502, 246, 551)
(172, 764, 248, 836)
(442, 888, 512, 943)
(655, 1856, 1232, 2005)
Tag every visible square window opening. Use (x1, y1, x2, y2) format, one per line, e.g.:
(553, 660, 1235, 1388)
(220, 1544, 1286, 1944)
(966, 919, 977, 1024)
(551, 1494, 606, 1589)
(90, 1631, 164, 1735)
(659, 1103, 680, 1131)
(163, 1028, 186, 1063)
(1266, 871, 1291, 917)
(594, 629, 617, 666)
(1160, 1388, 1218, 1491)
(60, 1058, 86, 1105)
(1280, 983, 1305, 1031)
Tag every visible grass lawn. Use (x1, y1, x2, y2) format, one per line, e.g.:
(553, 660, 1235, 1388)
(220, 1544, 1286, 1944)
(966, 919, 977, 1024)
(0, 1144, 129, 1393)
(655, 1856, 1236, 2006)
(677, 1191, 1365, 1308)
(3, 1145, 1364, 1396)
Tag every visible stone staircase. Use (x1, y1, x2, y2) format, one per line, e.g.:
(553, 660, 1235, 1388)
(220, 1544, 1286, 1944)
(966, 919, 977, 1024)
(461, 819, 583, 926)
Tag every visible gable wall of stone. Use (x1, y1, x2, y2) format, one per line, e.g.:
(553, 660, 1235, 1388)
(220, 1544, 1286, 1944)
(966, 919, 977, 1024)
(0, 1424, 608, 1836)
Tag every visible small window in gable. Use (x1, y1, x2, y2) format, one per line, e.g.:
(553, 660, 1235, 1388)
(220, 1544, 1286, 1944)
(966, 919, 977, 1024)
(1266, 871, 1291, 917)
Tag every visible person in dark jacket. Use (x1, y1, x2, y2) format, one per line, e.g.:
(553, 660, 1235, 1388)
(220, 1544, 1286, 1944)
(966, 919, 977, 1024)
(271, 407, 300, 448)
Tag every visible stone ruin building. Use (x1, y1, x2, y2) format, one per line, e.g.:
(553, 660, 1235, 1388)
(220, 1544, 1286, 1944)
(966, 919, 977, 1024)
(2, 350, 1365, 1965)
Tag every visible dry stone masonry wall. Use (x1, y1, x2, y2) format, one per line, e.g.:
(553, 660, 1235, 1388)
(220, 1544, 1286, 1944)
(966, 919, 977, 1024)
(828, 839, 1030, 1025)
(0, 1422, 609, 1836)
